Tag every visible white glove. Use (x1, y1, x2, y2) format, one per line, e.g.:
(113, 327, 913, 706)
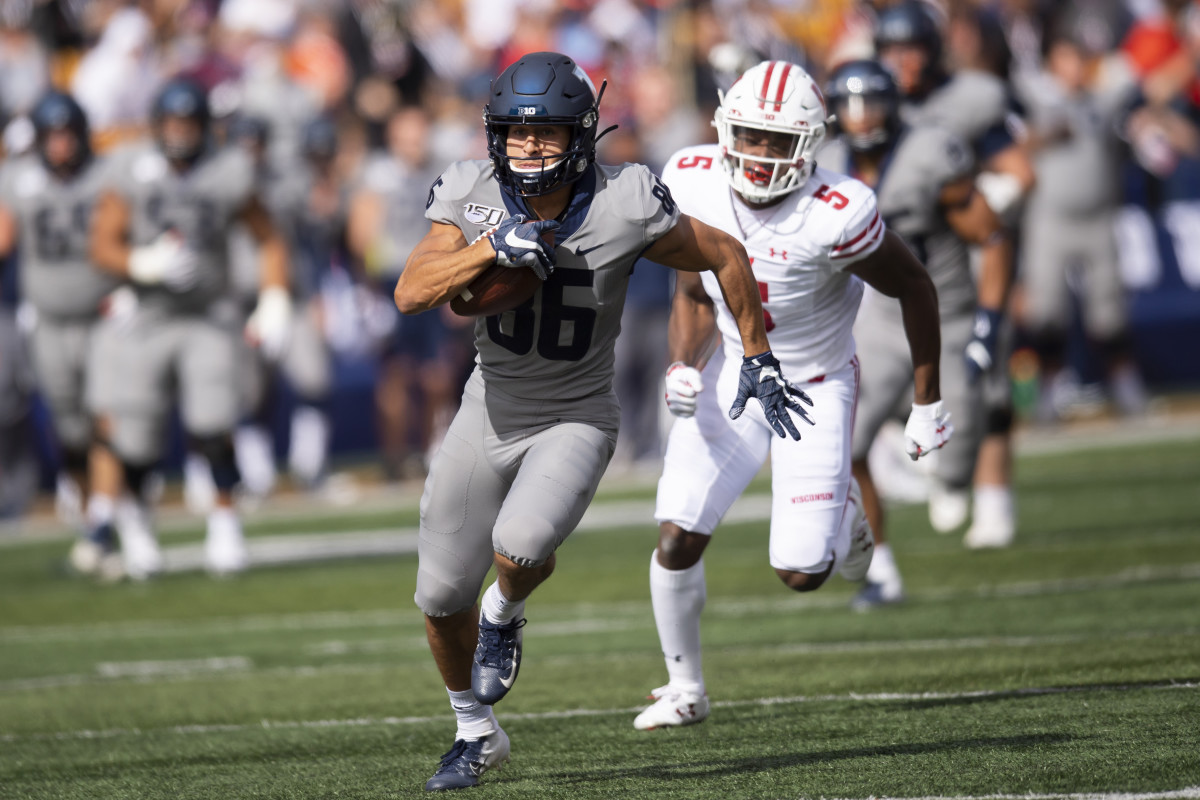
(245, 286, 293, 361)
(128, 232, 200, 291)
(904, 400, 954, 461)
(664, 361, 704, 418)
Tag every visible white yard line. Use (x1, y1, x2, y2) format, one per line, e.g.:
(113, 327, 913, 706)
(1, 680, 1195, 743)
(4, 561, 1200, 646)
(3, 626, 1197, 694)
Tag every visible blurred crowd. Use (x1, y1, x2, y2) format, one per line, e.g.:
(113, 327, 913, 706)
(1, 0, 1198, 524)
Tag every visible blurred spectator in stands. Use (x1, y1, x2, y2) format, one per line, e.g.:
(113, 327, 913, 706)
(1017, 11, 1150, 423)
(0, 2, 50, 124)
(1121, 0, 1200, 205)
(348, 105, 471, 481)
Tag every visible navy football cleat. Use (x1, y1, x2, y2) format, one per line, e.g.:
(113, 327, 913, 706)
(424, 729, 510, 791)
(471, 615, 526, 705)
(850, 579, 905, 611)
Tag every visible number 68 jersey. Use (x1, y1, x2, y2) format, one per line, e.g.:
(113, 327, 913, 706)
(661, 144, 884, 381)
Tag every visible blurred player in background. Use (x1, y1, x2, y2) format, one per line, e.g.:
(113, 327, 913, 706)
(853, 0, 1032, 601)
(88, 77, 291, 578)
(224, 113, 335, 501)
(0, 90, 126, 576)
(822, 58, 1012, 609)
(396, 52, 809, 791)
(635, 59, 949, 731)
(348, 105, 472, 482)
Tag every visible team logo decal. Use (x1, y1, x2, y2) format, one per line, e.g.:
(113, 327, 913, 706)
(464, 203, 505, 227)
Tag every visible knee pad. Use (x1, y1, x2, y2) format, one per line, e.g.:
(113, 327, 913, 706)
(191, 434, 241, 491)
(122, 459, 158, 499)
(493, 514, 557, 568)
(986, 406, 1014, 436)
(60, 446, 89, 476)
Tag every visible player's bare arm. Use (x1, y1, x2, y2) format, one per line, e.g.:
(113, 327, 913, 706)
(89, 189, 133, 276)
(393, 222, 496, 314)
(667, 271, 718, 369)
(238, 194, 289, 291)
(846, 229, 941, 405)
(645, 213, 770, 357)
(0, 204, 17, 257)
(941, 177, 1012, 312)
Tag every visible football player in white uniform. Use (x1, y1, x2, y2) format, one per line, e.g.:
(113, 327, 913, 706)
(634, 60, 951, 730)
(395, 52, 809, 791)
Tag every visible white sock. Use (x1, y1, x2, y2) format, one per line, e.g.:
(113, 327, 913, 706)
(288, 406, 329, 485)
(86, 493, 115, 529)
(481, 582, 525, 625)
(973, 485, 1015, 524)
(648, 550, 706, 695)
(448, 687, 497, 741)
(866, 542, 902, 589)
(235, 424, 277, 496)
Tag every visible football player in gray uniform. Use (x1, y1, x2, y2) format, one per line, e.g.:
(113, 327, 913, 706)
(225, 114, 335, 500)
(823, 59, 1013, 608)
(89, 77, 292, 578)
(0, 90, 127, 576)
(395, 52, 809, 792)
(872, 1, 1034, 572)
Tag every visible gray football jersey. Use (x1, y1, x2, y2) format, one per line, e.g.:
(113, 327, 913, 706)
(822, 125, 976, 317)
(0, 155, 118, 319)
(426, 159, 679, 402)
(904, 70, 1012, 157)
(1021, 89, 1124, 216)
(104, 142, 255, 315)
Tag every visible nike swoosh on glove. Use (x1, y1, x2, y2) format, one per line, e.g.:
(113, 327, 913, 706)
(664, 362, 703, 418)
(904, 400, 954, 460)
(964, 308, 1002, 385)
(729, 350, 815, 440)
(487, 214, 560, 281)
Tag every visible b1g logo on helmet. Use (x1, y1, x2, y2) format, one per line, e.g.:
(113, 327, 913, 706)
(518, 106, 539, 115)
(464, 202, 505, 227)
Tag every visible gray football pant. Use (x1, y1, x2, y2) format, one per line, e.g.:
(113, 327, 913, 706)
(414, 370, 617, 617)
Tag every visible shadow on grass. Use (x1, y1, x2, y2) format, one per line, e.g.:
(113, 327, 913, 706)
(531, 732, 1074, 786)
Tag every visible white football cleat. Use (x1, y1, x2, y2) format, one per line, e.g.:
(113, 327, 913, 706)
(928, 481, 970, 533)
(838, 478, 874, 582)
(205, 508, 249, 576)
(633, 685, 710, 731)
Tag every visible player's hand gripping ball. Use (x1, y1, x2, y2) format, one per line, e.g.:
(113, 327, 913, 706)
(451, 215, 560, 317)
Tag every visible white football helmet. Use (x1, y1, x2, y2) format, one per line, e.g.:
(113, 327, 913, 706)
(714, 61, 828, 203)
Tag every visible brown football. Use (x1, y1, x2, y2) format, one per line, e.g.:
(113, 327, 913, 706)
(450, 263, 542, 317)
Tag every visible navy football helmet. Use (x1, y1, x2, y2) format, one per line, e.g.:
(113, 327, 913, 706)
(152, 77, 210, 162)
(873, 1, 945, 93)
(30, 90, 91, 174)
(824, 59, 901, 153)
(484, 52, 607, 197)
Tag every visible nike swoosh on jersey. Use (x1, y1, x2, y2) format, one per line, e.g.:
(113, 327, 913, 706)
(574, 243, 603, 256)
(504, 230, 539, 250)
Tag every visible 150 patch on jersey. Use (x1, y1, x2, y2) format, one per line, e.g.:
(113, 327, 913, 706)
(464, 203, 506, 227)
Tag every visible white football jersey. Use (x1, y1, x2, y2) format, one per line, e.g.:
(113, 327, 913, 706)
(661, 144, 884, 380)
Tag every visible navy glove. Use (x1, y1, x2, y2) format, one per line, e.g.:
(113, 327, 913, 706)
(964, 308, 1002, 384)
(729, 350, 815, 440)
(487, 214, 560, 281)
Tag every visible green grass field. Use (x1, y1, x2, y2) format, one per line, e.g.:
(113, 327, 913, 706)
(2, 432, 1199, 799)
